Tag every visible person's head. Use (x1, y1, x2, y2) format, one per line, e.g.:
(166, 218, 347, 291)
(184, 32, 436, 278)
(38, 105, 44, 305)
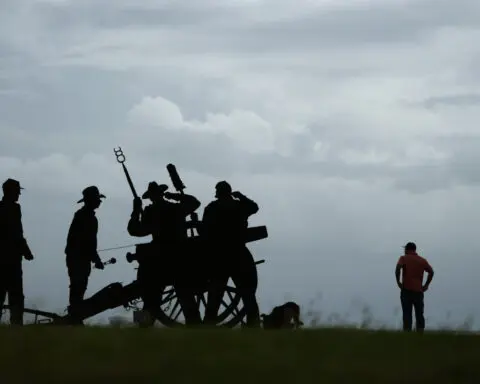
(77, 186, 105, 209)
(142, 182, 168, 203)
(2, 178, 23, 202)
(215, 181, 232, 200)
(404, 242, 417, 254)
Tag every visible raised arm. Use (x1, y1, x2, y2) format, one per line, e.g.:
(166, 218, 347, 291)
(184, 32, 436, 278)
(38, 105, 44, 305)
(178, 193, 201, 216)
(165, 192, 201, 216)
(127, 198, 151, 237)
(232, 191, 259, 216)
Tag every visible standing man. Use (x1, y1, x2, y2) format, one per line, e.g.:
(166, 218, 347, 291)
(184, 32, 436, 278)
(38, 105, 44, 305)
(395, 242, 434, 333)
(0, 178, 34, 326)
(127, 181, 202, 326)
(65, 186, 105, 324)
(202, 181, 261, 328)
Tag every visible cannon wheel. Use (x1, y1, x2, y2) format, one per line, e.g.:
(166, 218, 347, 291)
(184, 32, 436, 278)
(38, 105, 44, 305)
(152, 259, 265, 328)
(133, 278, 248, 328)
(155, 280, 246, 328)
(130, 225, 268, 328)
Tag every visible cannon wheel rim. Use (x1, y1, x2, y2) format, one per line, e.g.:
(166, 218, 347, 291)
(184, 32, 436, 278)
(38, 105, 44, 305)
(151, 280, 248, 328)
(134, 243, 261, 328)
(151, 246, 260, 328)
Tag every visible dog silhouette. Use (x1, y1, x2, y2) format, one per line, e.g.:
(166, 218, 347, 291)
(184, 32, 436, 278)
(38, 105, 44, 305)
(261, 301, 304, 329)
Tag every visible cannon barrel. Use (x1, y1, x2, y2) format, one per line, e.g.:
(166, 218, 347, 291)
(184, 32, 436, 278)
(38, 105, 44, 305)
(166, 163, 185, 192)
(67, 281, 141, 322)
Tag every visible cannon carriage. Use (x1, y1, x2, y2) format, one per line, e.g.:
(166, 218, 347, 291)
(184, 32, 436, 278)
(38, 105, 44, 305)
(125, 221, 268, 328)
(1, 224, 267, 327)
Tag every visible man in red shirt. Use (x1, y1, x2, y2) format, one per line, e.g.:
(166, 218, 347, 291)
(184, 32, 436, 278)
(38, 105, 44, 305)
(395, 242, 434, 332)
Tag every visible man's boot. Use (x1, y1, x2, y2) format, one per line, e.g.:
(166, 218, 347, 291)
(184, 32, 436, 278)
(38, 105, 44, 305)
(67, 304, 85, 326)
(10, 306, 23, 326)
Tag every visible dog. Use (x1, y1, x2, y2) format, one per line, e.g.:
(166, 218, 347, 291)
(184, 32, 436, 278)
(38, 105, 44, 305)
(261, 301, 304, 329)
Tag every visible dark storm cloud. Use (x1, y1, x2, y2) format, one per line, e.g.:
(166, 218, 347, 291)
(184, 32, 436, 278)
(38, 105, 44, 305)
(11, 0, 480, 59)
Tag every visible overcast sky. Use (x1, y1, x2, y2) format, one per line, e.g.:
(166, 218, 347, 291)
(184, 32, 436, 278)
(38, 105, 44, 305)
(2, 0, 480, 328)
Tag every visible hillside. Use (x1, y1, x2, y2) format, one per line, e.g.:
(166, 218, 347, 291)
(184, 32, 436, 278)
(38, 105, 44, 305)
(0, 326, 478, 383)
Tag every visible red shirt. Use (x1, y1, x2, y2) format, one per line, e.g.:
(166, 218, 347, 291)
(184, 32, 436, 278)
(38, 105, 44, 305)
(397, 252, 433, 292)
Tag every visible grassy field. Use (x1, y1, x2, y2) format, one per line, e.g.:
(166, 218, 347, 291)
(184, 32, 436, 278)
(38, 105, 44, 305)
(0, 326, 479, 383)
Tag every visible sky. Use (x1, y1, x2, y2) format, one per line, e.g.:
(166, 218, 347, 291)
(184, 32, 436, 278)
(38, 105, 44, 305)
(1, 0, 480, 329)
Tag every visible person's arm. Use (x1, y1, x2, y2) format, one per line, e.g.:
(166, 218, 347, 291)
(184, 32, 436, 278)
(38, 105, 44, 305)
(91, 216, 102, 266)
(395, 256, 404, 289)
(200, 203, 214, 238)
(232, 191, 259, 216)
(166, 192, 201, 216)
(422, 260, 434, 291)
(17, 205, 33, 260)
(127, 198, 151, 237)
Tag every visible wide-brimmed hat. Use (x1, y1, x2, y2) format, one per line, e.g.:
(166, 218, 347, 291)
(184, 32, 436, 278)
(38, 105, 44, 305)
(2, 178, 24, 191)
(77, 186, 106, 203)
(142, 182, 168, 199)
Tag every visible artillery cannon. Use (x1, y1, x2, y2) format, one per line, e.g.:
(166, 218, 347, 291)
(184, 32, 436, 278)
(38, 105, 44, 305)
(1, 149, 269, 328)
(1, 224, 267, 327)
(125, 224, 268, 327)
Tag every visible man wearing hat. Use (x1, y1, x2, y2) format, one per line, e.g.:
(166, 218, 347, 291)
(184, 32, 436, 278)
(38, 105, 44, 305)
(127, 181, 202, 326)
(202, 181, 261, 328)
(395, 242, 435, 332)
(65, 185, 106, 324)
(0, 178, 34, 325)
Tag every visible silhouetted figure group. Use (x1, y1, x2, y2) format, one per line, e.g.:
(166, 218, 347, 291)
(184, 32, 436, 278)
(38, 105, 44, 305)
(125, 179, 262, 327)
(0, 172, 436, 331)
(0, 174, 263, 328)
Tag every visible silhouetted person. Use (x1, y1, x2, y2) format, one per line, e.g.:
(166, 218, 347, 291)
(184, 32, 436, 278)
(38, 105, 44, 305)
(202, 181, 261, 327)
(127, 181, 201, 326)
(65, 186, 105, 324)
(0, 179, 34, 326)
(395, 242, 434, 332)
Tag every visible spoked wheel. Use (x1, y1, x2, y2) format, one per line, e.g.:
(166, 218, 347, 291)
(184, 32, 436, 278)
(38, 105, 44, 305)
(133, 238, 265, 328)
(152, 278, 247, 328)
(151, 260, 265, 327)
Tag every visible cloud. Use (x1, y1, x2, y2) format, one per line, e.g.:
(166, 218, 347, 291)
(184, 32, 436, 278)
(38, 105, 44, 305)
(128, 95, 276, 154)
